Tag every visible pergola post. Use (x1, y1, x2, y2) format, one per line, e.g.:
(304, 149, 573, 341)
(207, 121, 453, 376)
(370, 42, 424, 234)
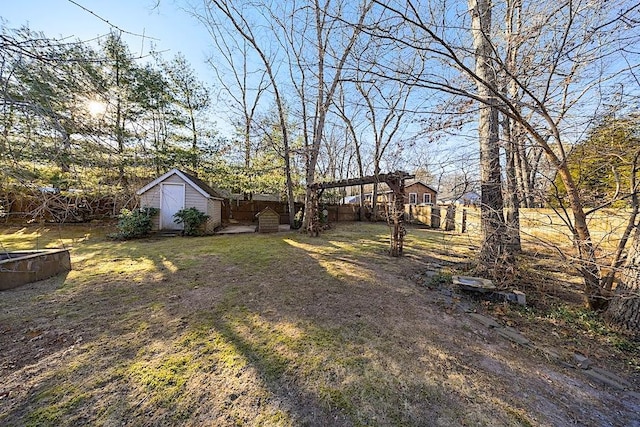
(307, 186, 320, 237)
(307, 171, 413, 256)
(386, 173, 407, 257)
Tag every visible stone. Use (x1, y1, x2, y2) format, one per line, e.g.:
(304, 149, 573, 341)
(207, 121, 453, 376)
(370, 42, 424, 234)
(452, 275, 496, 292)
(456, 302, 473, 313)
(489, 291, 527, 306)
(573, 353, 592, 369)
(468, 313, 501, 329)
(496, 327, 530, 345)
(513, 290, 526, 306)
(589, 367, 632, 389)
(583, 369, 629, 390)
(535, 345, 563, 361)
(440, 288, 454, 297)
(423, 270, 439, 279)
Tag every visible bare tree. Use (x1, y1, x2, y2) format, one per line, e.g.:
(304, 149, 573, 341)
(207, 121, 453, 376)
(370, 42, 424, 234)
(271, 0, 374, 233)
(193, 0, 297, 225)
(352, 50, 421, 219)
(333, 84, 370, 208)
(201, 19, 270, 188)
(500, 0, 523, 252)
(366, 0, 640, 309)
(469, 0, 510, 266)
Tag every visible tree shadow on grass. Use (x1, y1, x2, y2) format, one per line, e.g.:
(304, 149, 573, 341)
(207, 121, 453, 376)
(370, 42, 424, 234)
(1, 224, 638, 426)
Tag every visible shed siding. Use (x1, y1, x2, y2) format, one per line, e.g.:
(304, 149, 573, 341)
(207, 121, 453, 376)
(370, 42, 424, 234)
(140, 186, 161, 208)
(205, 199, 222, 232)
(164, 175, 185, 185)
(161, 174, 208, 212)
(185, 187, 207, 212)
(138, 172, 222, 234)
(140, 186, 161, 230)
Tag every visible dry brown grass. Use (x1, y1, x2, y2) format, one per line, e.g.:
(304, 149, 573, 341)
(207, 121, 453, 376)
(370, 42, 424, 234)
(0, 222, 638, 426)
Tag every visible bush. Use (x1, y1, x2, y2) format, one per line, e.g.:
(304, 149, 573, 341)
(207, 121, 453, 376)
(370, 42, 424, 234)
(109, 207, 158, 240)
(173, 207, 209, 236)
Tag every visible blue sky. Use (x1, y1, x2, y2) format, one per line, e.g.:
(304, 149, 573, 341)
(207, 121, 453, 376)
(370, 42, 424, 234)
(1, 0, 214, 80)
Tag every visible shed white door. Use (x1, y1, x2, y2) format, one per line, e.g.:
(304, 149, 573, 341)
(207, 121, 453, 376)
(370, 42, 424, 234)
(160, 183, 185, 230)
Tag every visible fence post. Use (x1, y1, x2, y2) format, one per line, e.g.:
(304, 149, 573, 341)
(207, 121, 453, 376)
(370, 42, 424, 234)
(431, 207, 441, 229)
(445, 205, 456, 231)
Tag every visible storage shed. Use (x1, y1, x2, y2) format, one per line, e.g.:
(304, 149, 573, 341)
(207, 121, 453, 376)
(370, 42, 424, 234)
(256, 207, 280, 233)
(136, 169, 223, 234)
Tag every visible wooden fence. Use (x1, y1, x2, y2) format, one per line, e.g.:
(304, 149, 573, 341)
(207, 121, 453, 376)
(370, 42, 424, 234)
(224, 200, 305, 224)
(224, 201, 363, 224)
(408, 205, 633, 248)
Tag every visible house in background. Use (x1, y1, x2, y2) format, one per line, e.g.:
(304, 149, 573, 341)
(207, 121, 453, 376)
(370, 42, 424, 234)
(438, 191, 480, 207)
(340, 180, 438, 207)
(403, 180, 438, 206)
(376, 179, 438, 206)
(459, 191, 480, 206)
(136, 168, 223, 234)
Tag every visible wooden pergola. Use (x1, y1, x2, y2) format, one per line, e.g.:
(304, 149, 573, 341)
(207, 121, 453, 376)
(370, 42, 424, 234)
(307, 171, 414, 256)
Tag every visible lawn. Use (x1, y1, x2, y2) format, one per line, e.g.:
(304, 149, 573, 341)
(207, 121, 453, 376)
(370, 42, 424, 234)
(0, 222, 638, 426)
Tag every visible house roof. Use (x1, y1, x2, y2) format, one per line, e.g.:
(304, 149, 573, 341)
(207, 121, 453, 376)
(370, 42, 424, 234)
(136, 168, 224, 200)
(404, 179, 438, 194)
(340, 195, 362, 204)
(461, 191, 480, 200)
(376, 180, 438, 195)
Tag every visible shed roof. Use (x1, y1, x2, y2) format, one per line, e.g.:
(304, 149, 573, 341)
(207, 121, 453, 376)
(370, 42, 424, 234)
(136, 168, 224, 200)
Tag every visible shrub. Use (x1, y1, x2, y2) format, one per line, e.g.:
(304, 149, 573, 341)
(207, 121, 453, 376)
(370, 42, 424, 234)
(173, 207, 209, 236)
(109, 207, 158, 240)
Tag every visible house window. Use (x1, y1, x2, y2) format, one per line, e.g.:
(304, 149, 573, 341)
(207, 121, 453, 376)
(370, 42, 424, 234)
(409, 193, 417, 205)
(423, 193, 432, 205)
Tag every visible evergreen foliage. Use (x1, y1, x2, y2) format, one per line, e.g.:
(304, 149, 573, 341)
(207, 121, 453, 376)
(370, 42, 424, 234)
(551, 116, 640, 208)
(173, 207, 209, 236)
(110, 207, 159, 240)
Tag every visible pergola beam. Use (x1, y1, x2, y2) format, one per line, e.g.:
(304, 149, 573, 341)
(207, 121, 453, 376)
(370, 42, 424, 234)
(309, 171, 414, 191)
(307, 171, 414, 256)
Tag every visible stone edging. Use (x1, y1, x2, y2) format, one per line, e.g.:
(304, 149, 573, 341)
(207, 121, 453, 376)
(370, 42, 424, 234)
(466, 310, 638, 397)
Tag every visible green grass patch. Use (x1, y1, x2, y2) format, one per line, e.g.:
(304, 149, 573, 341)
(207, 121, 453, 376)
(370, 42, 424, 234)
(424, 272, 453, 288)
(27, 385, 88, 427)
(548, 305, 610, 336)
(128, 355, 192, 406)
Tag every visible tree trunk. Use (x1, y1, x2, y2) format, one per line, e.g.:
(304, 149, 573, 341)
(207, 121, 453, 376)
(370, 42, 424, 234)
(306, 187, 320, 237)
(502, 0, 521, 253)
(60, 128, 71, 174)
(283, 144, 296, 228)
(553, 166, 606, 309)
(114, 57, 126, 187)
(504, 139, 521, 253)
(189, 107, 198, 171)
(469, 0, 509, 267)
(606, 225, 640, 334)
